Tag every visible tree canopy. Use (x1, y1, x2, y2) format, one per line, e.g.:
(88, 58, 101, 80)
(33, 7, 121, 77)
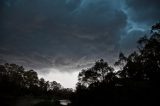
(1, 22, 160, 106)
(72, 22, 160, 106)
(78, 59, 114, 88)
(0, 63, 73, 100)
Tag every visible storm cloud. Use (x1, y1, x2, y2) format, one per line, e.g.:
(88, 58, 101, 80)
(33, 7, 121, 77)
(125, 0, 160, 25)
(0, 0, 159, 73)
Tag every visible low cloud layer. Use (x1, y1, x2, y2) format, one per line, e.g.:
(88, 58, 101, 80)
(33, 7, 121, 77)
(0, 0, 160, 73)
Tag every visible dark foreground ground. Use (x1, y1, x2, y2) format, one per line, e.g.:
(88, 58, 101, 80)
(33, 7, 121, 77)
(1, 96, 66, 106)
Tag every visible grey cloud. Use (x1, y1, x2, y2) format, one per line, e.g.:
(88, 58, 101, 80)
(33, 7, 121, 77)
(0, 0, 144, 73)
(125, 0, 160, 25)
(120, 30, 146, 53)
(117, 0, 160, 55)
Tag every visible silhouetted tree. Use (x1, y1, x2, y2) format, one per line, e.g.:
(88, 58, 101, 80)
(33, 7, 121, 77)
(72, 22, 160, 106)
(50, 81, 62, 91)
(24, 70, 39, 88)
(115, 22, 160, 82)
(77, 59, 114, 88)
(0, 63, 73, 101)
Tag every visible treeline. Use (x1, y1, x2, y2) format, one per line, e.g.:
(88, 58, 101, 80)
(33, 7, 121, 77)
(1, 23, 160, 106)
(70, 23, 160, 106)
(0, 63, 73, 99)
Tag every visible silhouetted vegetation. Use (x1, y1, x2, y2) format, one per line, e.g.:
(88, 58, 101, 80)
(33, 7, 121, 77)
(0, 63, 73, 106)
(1, 23, 160, 106)
(70, 23, 160, 106)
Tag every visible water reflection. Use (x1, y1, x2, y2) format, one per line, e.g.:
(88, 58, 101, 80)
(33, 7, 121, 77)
(59, 100, 71, 106)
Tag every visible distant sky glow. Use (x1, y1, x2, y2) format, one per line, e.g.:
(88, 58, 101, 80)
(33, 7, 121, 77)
(0, 0, 160, 88)
(38, 68, 79, 88)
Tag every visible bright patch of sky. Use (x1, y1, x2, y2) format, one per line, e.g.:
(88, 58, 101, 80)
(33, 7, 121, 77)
(38, 68, 79, 89)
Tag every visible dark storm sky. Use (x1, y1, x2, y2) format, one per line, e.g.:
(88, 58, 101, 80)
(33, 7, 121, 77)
(0, 0, 160, 73)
